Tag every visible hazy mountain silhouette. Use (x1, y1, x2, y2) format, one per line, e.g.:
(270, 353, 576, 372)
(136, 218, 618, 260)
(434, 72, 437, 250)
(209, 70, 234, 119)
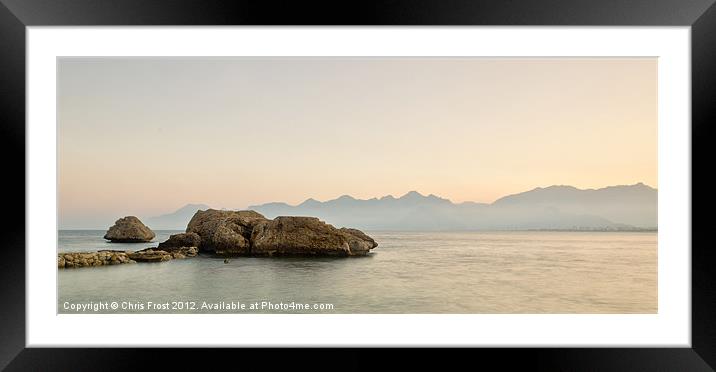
(248, 183, 657, 231)
(144, 203, 210, 230)
(143, 183, 656, 231)
(492, 183, 657, 228)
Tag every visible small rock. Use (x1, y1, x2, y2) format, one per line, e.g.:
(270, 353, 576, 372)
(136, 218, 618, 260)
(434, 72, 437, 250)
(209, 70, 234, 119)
(103, 216, 155, 243)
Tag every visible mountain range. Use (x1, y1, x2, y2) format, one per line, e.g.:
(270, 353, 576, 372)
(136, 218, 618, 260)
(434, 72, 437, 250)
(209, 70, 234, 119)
(144, 183, 657, 231)
(144, 203, 211, 230)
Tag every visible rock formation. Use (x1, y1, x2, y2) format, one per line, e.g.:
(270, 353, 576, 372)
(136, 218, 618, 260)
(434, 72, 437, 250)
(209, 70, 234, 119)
(251, 217, 378, 256)
(186, 209, 267, 255)
(103, 216, 155, 242)
(157, 232, 201, 250)
(183, 209, 378, 256)
(339, 228, 379, 254)
(129, 248, 172, 262)
(61, 210, 377, 269)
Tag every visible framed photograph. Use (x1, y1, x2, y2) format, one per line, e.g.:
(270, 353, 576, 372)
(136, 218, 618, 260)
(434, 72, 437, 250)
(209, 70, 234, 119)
(3, 0, 714, 369)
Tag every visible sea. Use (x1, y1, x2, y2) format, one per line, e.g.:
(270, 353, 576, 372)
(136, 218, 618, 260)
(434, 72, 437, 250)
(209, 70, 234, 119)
(58, 230, 657, 314)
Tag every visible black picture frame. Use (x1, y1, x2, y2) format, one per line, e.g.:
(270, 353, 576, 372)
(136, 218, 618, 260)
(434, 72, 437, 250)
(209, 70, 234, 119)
(1, 0, 713, 370)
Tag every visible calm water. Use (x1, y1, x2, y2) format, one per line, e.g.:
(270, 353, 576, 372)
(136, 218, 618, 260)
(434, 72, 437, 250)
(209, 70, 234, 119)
(58, 230, 657, 314)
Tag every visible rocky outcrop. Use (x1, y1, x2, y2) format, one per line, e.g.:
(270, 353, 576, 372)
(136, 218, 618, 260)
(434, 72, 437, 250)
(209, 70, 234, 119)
(59, 250, 136, 268)
(128, 248, 173, 262)
(186, 209, 267, 255)
(103, 216, 155, 242)
(166, 246, 198, 259)
(182, 209, 378, 257)
(158, 232, 201, 250)
(339, 228, 379, 255)
(251, 216, 377, 256)
(132, 247, 198, 261)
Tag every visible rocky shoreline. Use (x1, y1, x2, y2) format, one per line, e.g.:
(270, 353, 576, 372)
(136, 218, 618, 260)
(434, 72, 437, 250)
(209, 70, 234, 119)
(60, 210, 378, 269)
(59, 251, 135, 268)
(59, 247, 199, 269)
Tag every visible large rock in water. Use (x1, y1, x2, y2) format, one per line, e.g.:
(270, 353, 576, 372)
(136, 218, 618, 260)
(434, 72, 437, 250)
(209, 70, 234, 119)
(103, 216, 155, 243)
(184, 209, 378, 256)
(186, 209, 267, 255)
(251, 216, 378, 256)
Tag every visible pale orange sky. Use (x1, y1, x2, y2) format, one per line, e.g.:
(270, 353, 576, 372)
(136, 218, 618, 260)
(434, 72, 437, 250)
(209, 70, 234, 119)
(58, 57, 657, 228)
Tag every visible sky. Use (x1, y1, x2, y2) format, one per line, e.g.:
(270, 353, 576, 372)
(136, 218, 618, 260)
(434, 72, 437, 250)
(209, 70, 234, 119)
(58, 57, 657, 228)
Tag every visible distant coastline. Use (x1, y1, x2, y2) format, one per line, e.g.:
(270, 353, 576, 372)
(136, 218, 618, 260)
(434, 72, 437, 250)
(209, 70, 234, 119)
(525, 228, 657, 232)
